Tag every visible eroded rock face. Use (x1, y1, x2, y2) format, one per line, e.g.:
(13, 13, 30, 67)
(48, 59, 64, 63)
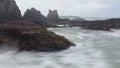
(23, 8, 47, 26)
(0, 0, 21, 21)
(47, 9, 60, 21)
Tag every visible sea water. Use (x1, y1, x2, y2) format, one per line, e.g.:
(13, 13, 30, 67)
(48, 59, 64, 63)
(0, 27, 120, 68)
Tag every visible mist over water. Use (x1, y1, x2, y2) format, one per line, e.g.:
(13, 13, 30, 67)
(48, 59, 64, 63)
(0, 27, 120, 68)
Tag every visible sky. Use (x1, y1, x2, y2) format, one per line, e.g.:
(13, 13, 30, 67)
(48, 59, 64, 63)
(15, 0, 120, 18)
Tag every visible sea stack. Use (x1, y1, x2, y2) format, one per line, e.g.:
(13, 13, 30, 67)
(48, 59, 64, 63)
(47, 9, 60, 21)
(0, 0, 21, 21)
(23, 8, 47, 26)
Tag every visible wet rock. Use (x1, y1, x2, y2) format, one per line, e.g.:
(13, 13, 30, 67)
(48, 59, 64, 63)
(0, 21, 75, 52)
(80, 21, 111, 31)
(105, 18, 120, 28)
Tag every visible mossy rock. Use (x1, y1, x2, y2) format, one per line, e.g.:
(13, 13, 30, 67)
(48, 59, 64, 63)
(0, 21, 75, 52)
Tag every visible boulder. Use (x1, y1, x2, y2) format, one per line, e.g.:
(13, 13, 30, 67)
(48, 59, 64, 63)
(0, 0, 21, 21)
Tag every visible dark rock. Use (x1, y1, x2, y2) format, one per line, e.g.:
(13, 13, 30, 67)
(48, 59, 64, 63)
(78, 18, 120, 31)
(80, 20, 111, 31)
(105, 18, 120, 28)
(23, 8, 47, 26)
(46, 9, 72, 27)
(0, 21, 75, 52)
(47, 9, 60, 21)
(0, 0, 21, 21)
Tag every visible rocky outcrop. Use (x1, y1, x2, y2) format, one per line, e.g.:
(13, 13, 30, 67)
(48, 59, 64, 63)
(76, 18, 120, 31)
(47, 9, 60, 21)
(105, 18, 120, 28)
(23, 8, 47, 26)
(0, 0, 21, 21)
(0, 21, 75, 52)
(80, 21, 111, 31)
(46, 9, 72, 27)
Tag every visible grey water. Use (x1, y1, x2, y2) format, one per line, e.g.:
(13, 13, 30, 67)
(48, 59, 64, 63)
(0, 27, 120, 68)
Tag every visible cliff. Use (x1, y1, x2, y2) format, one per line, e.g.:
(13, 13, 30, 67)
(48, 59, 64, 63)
(0, 0, 21, 21)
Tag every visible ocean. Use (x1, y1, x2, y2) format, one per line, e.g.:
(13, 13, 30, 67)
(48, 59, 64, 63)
(0, 27, 120, 68)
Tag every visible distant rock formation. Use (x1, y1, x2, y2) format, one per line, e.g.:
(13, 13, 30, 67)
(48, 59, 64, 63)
(105, 18, 120, 28)
(80, 20, 111, 31)
(23, 8, 47, 26)
(75, 18, 120, 31)
(47, 9, 60, 21)
(0, 0, 21, 21)
(60, 16, 85, 21)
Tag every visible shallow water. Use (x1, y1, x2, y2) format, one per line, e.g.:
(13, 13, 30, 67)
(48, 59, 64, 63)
(0, 27, 120, 68)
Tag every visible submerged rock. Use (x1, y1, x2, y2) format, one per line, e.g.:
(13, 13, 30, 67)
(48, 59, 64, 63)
(0, 0, 21, 21)
(0, 21, 75, 52)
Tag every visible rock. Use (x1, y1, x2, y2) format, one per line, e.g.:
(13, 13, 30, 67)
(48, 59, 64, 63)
(46, 9, 72, 27)
(0, 0, 21, 21)
(79, 20, 111, 31)
(105, 18, 120, 28)
(0, 21, 75, 52)
(78, 18, 120, 31)
(23, 8, 47, 26)
(47, 9, 60, 21)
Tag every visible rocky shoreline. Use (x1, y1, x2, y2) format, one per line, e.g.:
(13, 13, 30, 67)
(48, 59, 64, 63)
(0, 0, 75, 52)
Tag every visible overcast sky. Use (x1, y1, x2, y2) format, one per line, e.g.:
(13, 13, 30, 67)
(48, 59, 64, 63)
(15, 0, 120, 18)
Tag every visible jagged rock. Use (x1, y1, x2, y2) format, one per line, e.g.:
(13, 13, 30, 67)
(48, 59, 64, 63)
(47, 9, 60, 21)
(23, 8, 47, 26)
(0, 0, 21, 21)
(0, 21, 75, 52)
